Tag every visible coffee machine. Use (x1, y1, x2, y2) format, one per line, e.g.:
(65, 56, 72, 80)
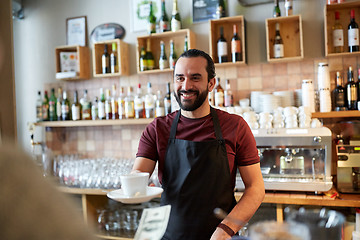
(236, 127, 333, 192)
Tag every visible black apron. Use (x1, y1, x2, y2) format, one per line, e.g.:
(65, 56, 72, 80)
(161, 107, 236, 240)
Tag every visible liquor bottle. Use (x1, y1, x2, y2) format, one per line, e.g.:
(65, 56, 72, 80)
(217, 26, 228, 63)
(155, 90, 165, 117)
(169, 39, 177, 70)
(346, 66, 358, 109)
(111, 84, 119, 119)
(42, 90, 49, 121)
(145, 82, 155, 118)
(333, 71, 347, 111)
(80, 89, 92, 120)
(61, 90, 71, 121)
(102, 44, 110, 74)
(36, 91, 42, 122)
(140, 46, 148, 72)
(105, 89, 112, 120)
(124, 86, 135, 119)
(285, 0, 293, 16)
(110, 43, 118, 74)
(208, 91, 215, 106)
(146, 39, 155, 70)
(56, 88, 62, 121)
(224, 79, 234, 107)
(159, 41, 169, 70)
(148, 1, 156, 34)
(273, 0, 281, 18)
(134, 83, 145, 119)
(118, 87, 126, 119)
(184, 35, 189, 52)
(215, 0, 226, 19)
(274, 23, 284, 58)
(49, 88, 57, 121)
(71, 90, 81, 121)
(333, 11, 344, 53)
(214, 77, 224, 107)
(231, 24, 242, 62)
(164, 82, 172, 114)
(98, 88, 106, 120)
(348, 9, 359, 52)
(171, 0, 181, 32)
(159, 0, 169, 32)
(91, 97, 99, 120)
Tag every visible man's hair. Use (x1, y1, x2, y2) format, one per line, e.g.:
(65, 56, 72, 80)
(177, 49, 216, 82)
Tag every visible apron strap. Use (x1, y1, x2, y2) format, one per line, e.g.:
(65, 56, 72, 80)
(169, 110, 181, 139)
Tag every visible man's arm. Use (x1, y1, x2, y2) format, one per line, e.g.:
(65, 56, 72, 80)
(211, 163, 265, 239)
(132, 157, 157, 175)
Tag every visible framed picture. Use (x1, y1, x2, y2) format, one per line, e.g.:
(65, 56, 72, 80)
(192, 0, 219, 23)
(131, 0, 162, 32)
(66, 16, 87, 46)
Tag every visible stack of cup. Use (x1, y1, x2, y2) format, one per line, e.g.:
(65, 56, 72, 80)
(243, 111, 259, 129)
(317, 63, 332, 112)
(302, 79, 315, 113)
(283, 106, 298, 128)
(272, 107, 285, 129)
(298, 106, 312, 128)
(259, 112, 273, 129)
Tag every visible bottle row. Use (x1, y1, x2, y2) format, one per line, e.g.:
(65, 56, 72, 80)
(273, 0, 293, 18)
(216, 24, 243, 63)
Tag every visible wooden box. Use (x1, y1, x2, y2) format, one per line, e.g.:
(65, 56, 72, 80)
(325, 1, 360, 57)
(209, 16, 246, 66)
(92, 39, 129, 77)
(55, 45, 90, 80)
(136, 29, 195, 74)
(265, 15, 304, 62)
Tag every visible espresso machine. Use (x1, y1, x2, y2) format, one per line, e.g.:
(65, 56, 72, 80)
(236, 127, 333, 192)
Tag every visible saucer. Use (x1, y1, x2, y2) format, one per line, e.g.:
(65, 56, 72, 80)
(107, 186, 163, 204)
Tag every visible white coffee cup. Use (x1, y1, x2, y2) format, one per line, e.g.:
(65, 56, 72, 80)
(120, 172, 149, 197)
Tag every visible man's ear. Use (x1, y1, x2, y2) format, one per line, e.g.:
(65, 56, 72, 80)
(208, 77, 216, 92)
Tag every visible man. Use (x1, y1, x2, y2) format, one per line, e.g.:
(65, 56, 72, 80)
(133, 49, 264, 240)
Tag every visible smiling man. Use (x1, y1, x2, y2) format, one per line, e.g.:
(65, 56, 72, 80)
(133, 49, 264, 240)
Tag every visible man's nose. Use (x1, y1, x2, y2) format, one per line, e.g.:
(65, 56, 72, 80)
(182, 78, 192, 90)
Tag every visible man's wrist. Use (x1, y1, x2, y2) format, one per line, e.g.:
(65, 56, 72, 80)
(217, 223, 235, 237)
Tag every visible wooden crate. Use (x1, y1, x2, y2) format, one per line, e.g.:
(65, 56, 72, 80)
(55, 45, 90, 80)
(136, 29, 196, 74)
(92, 39, 129, 77)
(209, 15, 246, 66)
(265, 15, 304, 62)
(325, 1, 360, 57)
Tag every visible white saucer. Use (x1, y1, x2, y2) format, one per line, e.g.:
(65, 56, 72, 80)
(107, 186, 163, 204)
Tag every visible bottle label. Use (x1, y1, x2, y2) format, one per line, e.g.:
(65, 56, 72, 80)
(224, 93, 234, 107)
(98, 102, 105, 119)
(169, 58, 176, 69)
(348, 28, 359, 47)
(335, 92, 345, 107)
(231, 40, 241, 53)
(134, 98, 144, 111)
(347, 85, 358, 101)
(111, 100, 118, 115)
(274, 44, 284, 58)
(215, 92, 224, 107)
(217, 42, 227, 57)
(155, 107, 165, 117)
(110, 55, 117, 73)
(36, 106, 42, 121)
(140, 59, 147, 71)
(171, 19, 181, 32)
(118, 99, 125, 118)
(160, 20, 169, 32)
(61, 105, 69, 117)
(164, 99, 171, 114)
(82, 102, 91, 119)
(147, 59, 155, 70)
(105, 101, 112, 114)
(159, 58, 169, 70)
(72, 105, 80, 120)
(333, 29, 344, 47)
(125, 101, 134, 118)
(102, 55, 109, 68)
(148, 23, 156, 34)
(145, 96, 155, 110)
(56, 102, 61, 118)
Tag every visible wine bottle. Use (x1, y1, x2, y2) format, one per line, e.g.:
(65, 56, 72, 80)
(215, 0, 226, 19)
(71, 90, 81, 121)
(102, 44, 110, 74)
(80, 89, 92, 120)
(140, 46, 147, 72)
(42, 91, 49, 121)
(36, 91, 42, 122)
(124, 86, 135, 119)
(285, 0, 293, 16)
(171, 0, 181, 32)
(134, 83, 145, 119)
(159, 40, 169, 70)
(148, 1, 156, 34)
(273, 0, 281, 18)
(155, 90, 165, 117)
(61, 90, 71, 121)
(164, 82, 171, 114)
(91, 97, 99, 120)
(231, 24, 242, 62)
(98, 88, 106, 120)
(110, 42, 118, 74)
(273, 23, 284, 58)
(105, 89, 112, 120)
(217, 26, 228, 63)
(49, 88, 57, 121)
(214, 77, 224, 107)
(333, 71, 347, 111)
(159, 0, 169, 32)
(169, 39, 177, 70)
(333, 11, 344, 53)
(56, 88, 62, 121)
(111, 84, 119, 119)
(118, 87, 126, 119)
(348, 9, 359, 52)
(145, 82, 155, 118)
(184, 35, 189, 53)
(146, 39, 155, 70)
(346, 66, 358, 110)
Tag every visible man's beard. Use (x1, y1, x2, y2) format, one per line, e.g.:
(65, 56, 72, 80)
(174, 87, 209, 111)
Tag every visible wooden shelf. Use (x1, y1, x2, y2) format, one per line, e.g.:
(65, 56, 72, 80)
(265, 15, 304, 62)
(214, 61, 246, 68)
(137, 68, 173, 75)
(34, 118, 153, 127)
(312, 110, 360, 119)
(96, 234, 131, 240)
(58, 186, 110, 195)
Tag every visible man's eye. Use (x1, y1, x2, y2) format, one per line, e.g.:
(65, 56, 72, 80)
(176, 77, 185, 81)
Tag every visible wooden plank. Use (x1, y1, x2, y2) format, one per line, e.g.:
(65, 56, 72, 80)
(34, 118, 153, 127)
(276, 204, 283, 223)
(312, 110, 360, 119)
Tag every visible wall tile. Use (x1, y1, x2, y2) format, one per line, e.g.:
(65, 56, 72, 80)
(236, 66, 249, 78)
(261, 64, 274, 77)
(225, 66, 237, 79)
(301, 60, 314, 74)
(287, 61, 301, 74)
(248, 64, 262, 77)
(328, 57, 343, 72)
(274, 63, 288, 76)
(249, 77, 263, 90)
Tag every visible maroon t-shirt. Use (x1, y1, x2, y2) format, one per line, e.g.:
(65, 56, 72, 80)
(136, 108, 259, 188)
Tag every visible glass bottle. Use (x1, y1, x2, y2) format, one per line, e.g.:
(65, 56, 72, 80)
(124, 86, 135, 119)
(148, 1, 156, 34)
(80, 89, 92, 120)
(145, 82, 155, 118)
(134, 83, 145, 119)
(214, 77, 224, 107)
(171, 0, 181, 32)
(274, 23, 284, 58)
(348, 9, 359, 52)
(71, 90, 81, 121)
(346, 66, 358, 110)
(215, 0, 226, 19)
(231, 24, 242, 62)
(146, 39, 155, 70)
(140, 46, 148, 72)
(159, 40, 169, 70)
(61, 90, 71, 121)
(285, 0, 293, 16)
(164, 82, 172, 115)
(91, 97, 99, 120)
(36, 91, 42, 122)
(56, 88, 62, 121)
(118, 87, 126, 119)
(159, 0, 169, 32)
(102, 44, 110, 74)
(49, 88, 57, 121)
(208, 91, 215, 106)
(217, 26, 228, 63)
(184, 35, 189, 52)
(42, 90, 49, 121)
(169, 39, 177, 70)
(333, 71, 347, 111)
(98, 88, 106, 120)
(155, 90, 165, 117)
(105, 89, 112, 120)
(224, 79, 234, 107)
(333, 11, 344, 53)
(111, 84, 119, 119)
(110, 42, 118, 74)
(273, 0, 281, 18)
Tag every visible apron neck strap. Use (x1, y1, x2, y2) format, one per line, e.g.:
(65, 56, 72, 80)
(169, 107, 223, 141)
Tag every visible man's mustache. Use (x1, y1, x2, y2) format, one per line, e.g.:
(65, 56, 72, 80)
(177, 89, 199, 95)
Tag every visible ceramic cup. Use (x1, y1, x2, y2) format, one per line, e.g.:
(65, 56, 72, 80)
(120, 172, 149, 197)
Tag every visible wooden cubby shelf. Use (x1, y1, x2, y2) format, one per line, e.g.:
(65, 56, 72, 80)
(312, 110, 360, 119)
(34, 118, 153, 127)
